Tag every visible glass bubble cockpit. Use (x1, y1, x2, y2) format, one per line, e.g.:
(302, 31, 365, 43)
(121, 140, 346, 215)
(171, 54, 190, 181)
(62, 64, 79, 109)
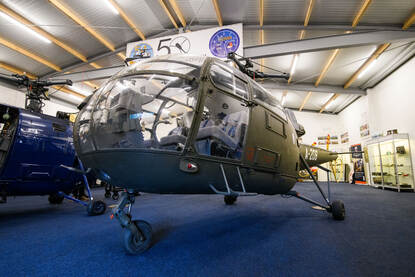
(75, 56, 205, 154)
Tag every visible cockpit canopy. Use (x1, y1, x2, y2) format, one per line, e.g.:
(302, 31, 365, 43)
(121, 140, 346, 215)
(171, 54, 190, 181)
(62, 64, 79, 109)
(74, 55, 304, 159)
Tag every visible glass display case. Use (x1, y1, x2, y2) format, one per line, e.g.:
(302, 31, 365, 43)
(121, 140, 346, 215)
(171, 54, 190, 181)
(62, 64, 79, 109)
(366, 134, 414, 191)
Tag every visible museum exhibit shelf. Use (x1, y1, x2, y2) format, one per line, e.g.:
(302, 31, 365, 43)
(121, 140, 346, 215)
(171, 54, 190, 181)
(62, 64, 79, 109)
(366, 134, 414, 192)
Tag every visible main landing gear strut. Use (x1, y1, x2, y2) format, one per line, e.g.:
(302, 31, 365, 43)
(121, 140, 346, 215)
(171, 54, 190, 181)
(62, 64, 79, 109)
(285, 154, 345, 220)
(111, 190, 152, 255)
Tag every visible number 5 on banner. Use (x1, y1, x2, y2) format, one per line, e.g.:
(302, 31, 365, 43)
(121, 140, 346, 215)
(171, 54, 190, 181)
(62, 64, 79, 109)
(158, 38, 172, 54)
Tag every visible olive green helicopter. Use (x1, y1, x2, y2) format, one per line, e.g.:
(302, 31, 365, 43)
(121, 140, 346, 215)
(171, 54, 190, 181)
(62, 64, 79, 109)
(74, 53, 345, 255)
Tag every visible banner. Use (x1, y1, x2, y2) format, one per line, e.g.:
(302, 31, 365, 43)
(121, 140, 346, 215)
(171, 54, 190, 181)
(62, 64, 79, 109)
(125, 23, 243, 61)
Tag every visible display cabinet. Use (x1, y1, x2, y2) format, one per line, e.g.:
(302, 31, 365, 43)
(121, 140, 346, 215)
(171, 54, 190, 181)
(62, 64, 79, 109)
(366, 134, 414, 191)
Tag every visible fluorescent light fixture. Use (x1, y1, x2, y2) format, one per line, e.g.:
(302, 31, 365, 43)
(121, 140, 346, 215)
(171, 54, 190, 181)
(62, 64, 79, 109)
(0, 11, 51, 43)
(358, 59, 377, 79)
(105, 0, 119, 14)
(290, 54, 299, 76)
(325, 93, 336, 109)
(281, 95, 286, 106)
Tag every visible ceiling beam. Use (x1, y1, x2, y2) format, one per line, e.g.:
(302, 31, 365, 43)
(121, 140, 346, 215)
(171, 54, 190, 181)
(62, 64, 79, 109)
(0, 61, 37, 79)
(0, 3, 87, 62)
(89, 62, 102, 69)
(54, 85, 85, 99)
(361, 42, 415, 88)
(314, 49, 340, 87)
(107, 0, 146, 40)
(299, 91, 312, 111)
(0, 36, 61, 71)
(168, 0, 186, 27)
(246, 24, 415, 31)
(261, 81, 366, 95)
(319, 93, 339, 113)
(259, 0, 264, 71)
(290, 0, 314, 106)
(117, 52, 126, 60)
(342, 7, 413, 89)
(403, 11, 415, 30)
(159, 0, 179, 29)
(352, 0, 372, 27)
(288, 0, 314, 83)
(259, 0, 264, 27)
(170, 23, 415, 32)
(211, 0, 223, 26)
(315, 0, 372, 84)
(40, 29, 180, 79)
(243, 30, 415, 59)
(304, 0, 314, 27)
(316, 0, 372, 113)
(344, 43, 390, 88)
(48, 0, 115, 51)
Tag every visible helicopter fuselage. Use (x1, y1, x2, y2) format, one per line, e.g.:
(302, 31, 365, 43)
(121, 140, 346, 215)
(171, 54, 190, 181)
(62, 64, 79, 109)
(74, 55, 335, 196)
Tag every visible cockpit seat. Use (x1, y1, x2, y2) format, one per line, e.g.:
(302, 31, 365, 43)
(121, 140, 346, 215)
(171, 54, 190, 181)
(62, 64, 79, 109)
(158, 111, 193, 147)
(196, 111, 247, 154)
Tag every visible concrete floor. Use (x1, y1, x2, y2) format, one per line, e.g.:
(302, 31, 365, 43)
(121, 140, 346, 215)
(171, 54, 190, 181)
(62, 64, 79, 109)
(1, 182, 414, 277)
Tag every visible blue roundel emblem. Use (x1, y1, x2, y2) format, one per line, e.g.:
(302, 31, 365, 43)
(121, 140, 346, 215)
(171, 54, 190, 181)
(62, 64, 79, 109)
(209, 29, 240, 58)
(129, 43, 153, 59)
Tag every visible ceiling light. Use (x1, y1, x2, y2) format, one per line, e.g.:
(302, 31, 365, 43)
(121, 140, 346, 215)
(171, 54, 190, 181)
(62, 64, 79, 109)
(0, 11, 51, 43)
(290, 54, 299, 76)
(358, 59, 377, 79)
(105, 0, 119, 15)
(281, 95, 286, 106)
(325, 93, 336, 109)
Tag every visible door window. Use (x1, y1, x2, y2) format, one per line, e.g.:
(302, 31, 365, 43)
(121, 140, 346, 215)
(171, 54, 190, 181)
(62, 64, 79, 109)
(210, 64, 249, 99)
(251, 81, 286, 120)
(195, 91, 249, 160)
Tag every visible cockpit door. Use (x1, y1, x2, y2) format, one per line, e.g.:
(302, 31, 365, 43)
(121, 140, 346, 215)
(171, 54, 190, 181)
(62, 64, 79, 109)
(190, 62, 250, 161)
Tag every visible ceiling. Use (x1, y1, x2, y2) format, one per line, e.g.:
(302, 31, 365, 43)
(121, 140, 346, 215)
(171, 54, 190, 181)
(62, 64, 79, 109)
(0, 0, 414, 113)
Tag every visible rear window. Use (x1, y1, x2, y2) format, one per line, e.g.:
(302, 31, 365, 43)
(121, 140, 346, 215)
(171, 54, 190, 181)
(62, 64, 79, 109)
(210, 64, 249, 100)
(251, 81, 286, 120)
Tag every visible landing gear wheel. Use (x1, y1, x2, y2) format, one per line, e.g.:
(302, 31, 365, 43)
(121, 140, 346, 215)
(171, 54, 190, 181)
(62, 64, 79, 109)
(87, 200, 107, 216)
(330, 200, 345, 220)
(123, 220, 153, 255)
(105, 192, 111, 198)
(48, 193, 64, 204)
(224, 195, 237, 205)
(112, 192, 119, 201)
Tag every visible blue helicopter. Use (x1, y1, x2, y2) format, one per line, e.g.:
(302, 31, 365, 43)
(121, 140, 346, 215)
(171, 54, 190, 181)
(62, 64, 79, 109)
(0, 74, 106, 215)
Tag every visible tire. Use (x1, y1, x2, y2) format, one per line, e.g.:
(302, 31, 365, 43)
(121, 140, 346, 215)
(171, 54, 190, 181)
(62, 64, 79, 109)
(224, 195, 237, 205)
(331, 200, 345, 220)
(112, 193, 119, 201)
(48, 193, 64, 204)
(87, 200, 107, 216)
(104, 192, 111, 198)
(123, 220, 153, 255)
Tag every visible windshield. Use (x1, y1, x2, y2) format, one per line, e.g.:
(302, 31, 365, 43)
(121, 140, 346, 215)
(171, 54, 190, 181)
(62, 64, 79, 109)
(76, 57, 203, 153)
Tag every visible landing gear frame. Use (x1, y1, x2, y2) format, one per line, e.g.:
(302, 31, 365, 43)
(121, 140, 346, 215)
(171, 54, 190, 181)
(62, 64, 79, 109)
(111, 190, 153, 255)
(285, 154, 345, 220)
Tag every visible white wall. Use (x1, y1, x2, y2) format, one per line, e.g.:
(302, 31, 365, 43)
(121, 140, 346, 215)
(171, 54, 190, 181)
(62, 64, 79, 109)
(339, 57, 415, 177)
(0, 84, 78, 116)
(294, 57, 415, 181)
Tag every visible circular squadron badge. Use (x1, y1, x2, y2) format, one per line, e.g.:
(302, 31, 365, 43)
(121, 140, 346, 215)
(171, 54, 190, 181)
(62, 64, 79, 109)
(209, 28, 240, 58)
(129, 43, 154, 59)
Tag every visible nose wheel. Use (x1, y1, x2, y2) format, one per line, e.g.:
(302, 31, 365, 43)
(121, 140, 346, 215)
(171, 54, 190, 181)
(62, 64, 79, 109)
(112, 191, 153, 255)
(224, 195, 237, 205)
(123, 220, 153, 255)
(330, 200, 345, 220)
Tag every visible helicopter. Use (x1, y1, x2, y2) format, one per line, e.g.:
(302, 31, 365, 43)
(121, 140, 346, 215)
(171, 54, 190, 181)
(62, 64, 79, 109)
(73, 54, 345, 255)
(0, 74, 106, 215)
